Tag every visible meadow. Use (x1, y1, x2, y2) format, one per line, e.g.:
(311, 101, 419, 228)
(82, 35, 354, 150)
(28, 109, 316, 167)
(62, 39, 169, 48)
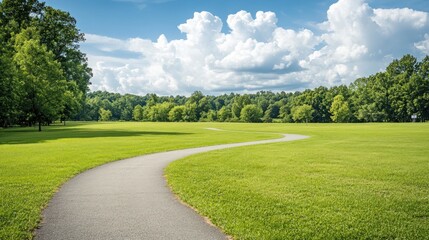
(166, 123, 429, 239)
(1, 122, 428, 239)
(0, 122, 276, 239)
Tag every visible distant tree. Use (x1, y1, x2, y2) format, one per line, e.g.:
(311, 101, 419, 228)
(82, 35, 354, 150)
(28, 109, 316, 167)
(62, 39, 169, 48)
(132, 104, 143, 121)
(206, 109, 217, 122)
(356, 103, 384, 122)
(183, 102, 197, 122)
(280, 104, 293, 123)
(217, 106, 232, 122)
(292, 104, 314, 123)
(232, 95, 251, 119)
(99, 108, 112, 121)
(330, 95, 351, 123)
(372, 72, 393, 121)
(386, 54, 417, 121)
(168, 105, 185, 122)
(263, 103, 280, 122)
(60, 82, 82, 125)
(147, 102, 174, 122)
(240, 104, 262, 123)
(413, 56, 429, 121)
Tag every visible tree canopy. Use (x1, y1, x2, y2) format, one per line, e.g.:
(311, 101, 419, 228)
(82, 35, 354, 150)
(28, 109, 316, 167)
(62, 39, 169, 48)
(0, 0, 91, 130)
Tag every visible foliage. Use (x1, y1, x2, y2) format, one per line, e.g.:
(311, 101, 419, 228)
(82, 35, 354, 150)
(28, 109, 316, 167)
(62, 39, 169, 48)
(168, 105, 185, 122)
(240, 104, 262, 123)
(330, 95, 351, 123)
(232, 94, 251, 119)
(146, 102, 174, 122)
(292, 104, 314, 123)
(99, 108, 112, 121)
(0, 0, 91, 129)
(13, 27, 66, 131)
(132, 104, 144, 121)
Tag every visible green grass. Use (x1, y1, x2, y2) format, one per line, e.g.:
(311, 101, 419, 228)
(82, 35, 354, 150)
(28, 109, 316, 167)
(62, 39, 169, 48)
(166, 123, 429, 239)
(0, 121, 277, 239)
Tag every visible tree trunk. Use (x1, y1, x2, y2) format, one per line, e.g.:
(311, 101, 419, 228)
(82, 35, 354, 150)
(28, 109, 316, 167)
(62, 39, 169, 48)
(38, 121, 42, 132)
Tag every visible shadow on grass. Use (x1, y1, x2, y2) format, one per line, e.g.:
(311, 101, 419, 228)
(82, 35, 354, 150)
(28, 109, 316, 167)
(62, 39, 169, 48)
(0, 126, 192, 145)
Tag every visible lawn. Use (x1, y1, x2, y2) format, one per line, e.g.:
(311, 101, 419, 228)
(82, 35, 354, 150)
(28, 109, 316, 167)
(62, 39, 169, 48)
(0, 122, 277, 239)
(166, 123, 429, 239)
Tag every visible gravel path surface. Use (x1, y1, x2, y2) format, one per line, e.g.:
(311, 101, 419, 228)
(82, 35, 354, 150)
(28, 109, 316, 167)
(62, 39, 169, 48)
(35, 132, 308, 240)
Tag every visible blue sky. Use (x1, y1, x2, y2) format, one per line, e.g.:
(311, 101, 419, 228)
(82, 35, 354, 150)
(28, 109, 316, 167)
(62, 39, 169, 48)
(44, 0, 429, 96)
(45, 0, 332, 40)
(45, 0, 429, 40)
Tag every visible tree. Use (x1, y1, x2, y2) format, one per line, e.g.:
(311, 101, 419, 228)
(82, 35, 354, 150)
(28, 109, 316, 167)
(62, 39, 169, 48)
(263, 103, 280, 122)
(99, 108, 112, 121)
(356, 103, 384, 122)
(168, 105, 185, 122)
(330, 95, 351, 123)
(413, 56, 429, 121)
(132, 104, 143, 121)
(232, 95, 251, 119)
(13, 27, 66, 131)
(36, 6, 92, 96)
(183, 102, 198, 122)
(240, 104, 262, 123)
(0, 0, 91, 128)
(0, 40, 20, 128)
(386, 54, 417, 122)
(60, 82, 82, 125)
(372, 72, 393, 121)
(206, 109, 217, 122)
(292, 104, 314, 123)
(217, 106, 232, 122)
(146, 102, 173, 122)
(0, 0, 44, 31)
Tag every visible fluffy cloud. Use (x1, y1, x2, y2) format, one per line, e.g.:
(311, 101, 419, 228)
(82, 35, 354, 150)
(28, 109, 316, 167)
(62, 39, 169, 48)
(84, 0, 429, 96)
(415, 34, 429, 54)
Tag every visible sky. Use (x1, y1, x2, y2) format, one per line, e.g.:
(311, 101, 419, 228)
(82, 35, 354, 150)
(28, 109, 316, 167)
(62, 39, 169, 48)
(44, 0, 429, 96)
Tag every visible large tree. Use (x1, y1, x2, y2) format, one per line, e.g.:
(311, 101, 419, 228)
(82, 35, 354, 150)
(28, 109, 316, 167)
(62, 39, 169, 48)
(36, 6, 92, 120)
(13, 27, 66, 131)
(0, 0, 91, 128)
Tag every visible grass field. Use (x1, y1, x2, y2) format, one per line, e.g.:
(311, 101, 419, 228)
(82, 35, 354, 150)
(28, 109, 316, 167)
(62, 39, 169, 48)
(0, 122, 277, 239)
(166, 123, 429, 239)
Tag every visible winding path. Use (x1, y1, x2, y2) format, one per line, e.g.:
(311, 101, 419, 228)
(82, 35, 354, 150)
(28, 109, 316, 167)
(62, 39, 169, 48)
(35, 131, 308, 240)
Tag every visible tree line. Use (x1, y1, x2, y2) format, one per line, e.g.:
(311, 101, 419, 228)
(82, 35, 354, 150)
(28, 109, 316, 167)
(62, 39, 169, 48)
(77, 54, 428, 123)
(0, 0, 92, 131)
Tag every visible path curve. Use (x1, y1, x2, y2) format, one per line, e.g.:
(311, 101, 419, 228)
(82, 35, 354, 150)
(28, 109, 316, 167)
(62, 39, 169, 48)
(35, 132, 309, 240)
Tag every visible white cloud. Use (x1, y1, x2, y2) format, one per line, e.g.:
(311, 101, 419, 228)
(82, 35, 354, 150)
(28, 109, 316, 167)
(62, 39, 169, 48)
(415, 34, 429, 54)
(84, 0, 429, 96)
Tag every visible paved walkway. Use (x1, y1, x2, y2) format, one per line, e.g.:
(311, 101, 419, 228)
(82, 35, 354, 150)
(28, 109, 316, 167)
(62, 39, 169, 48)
(35, 132, 308, 240)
